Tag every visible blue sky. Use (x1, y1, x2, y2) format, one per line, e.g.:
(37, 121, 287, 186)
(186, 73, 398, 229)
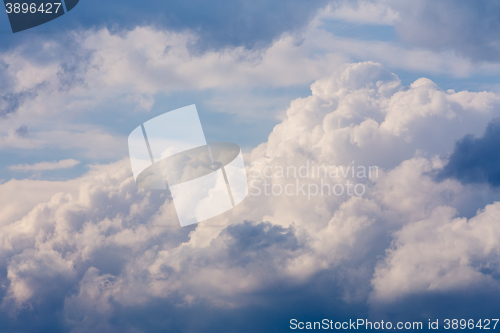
(2, 1, 500, 332)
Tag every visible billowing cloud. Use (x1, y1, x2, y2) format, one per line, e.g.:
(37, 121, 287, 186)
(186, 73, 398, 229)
(1, 62, 500, 331)
(371, 203, 500, 303)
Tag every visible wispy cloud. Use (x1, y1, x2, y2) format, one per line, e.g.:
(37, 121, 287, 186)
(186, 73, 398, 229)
(9, 159, 80, 172)
(319, 1, 400, 25)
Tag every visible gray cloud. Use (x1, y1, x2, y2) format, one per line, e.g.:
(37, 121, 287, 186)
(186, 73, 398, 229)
(438, 118, 500, 187)
(15, 125, 28, 137)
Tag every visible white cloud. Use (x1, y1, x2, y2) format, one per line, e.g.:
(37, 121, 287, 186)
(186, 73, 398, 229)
(0, 178, 79, 227)
(9, 159, 80, 172)
(319, 1, 400, 25)
(3, 20, 500, 158)
(0, 26, 349, 157)
(2, 62, 500, 329)
(245, 61, 500, 302)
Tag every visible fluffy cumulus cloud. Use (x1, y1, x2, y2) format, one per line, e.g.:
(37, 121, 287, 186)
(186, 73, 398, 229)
(371, 204, 500, 301)
(3, 61, 500, 330)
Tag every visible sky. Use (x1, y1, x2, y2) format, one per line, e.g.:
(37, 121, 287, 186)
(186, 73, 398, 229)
(2, 0, 500, 332)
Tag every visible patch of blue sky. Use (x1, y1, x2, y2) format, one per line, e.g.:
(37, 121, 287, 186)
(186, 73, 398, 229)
(68, 85, 312, 148)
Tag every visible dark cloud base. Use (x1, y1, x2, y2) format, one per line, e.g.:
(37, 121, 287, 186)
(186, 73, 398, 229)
(438, 118, 500, 187)
(2, 275, 499, 332)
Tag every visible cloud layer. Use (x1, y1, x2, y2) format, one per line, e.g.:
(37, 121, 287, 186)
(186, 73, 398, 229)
(9, 159, 80, 172)
(4, 2, 500, 331)
(2, 61, 500, 331)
